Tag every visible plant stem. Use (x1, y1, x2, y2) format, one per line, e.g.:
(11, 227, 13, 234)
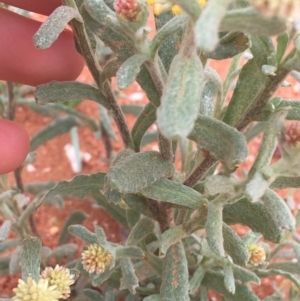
(63, 0, 134, 149)
(235, 67, 290, 131)
(184, 152, 216, 187)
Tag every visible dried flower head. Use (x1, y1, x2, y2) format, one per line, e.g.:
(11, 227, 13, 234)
(147, 0, 206, 16)
(248, 244, 266, 266)
(250, 0, 300, 19)
(114, 0, 141, 21)
(283, 122, 300, 146)
(41, 265, 75, 299)
(12, 277, 61, 301)
(81, 244, 114, 274)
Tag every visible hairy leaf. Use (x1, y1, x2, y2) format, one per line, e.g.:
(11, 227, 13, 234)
(30, 116, 81, 151)
(160, 242, 189, 301)
(188, 115, 248, 169)
(35, 81, 109, 109)
(21, 236, 41, 282)
(157, 52, 204, 139)
(34, 6, 83, 48)
(117, 54, 149, 90)
(107, 151, 174, 193)
(43, 172, 106, 201)
(141, 178, 207, 209)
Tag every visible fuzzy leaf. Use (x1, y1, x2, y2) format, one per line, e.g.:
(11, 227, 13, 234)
(132, 103, 157, 152)
(160, 242, 189, 301)
(270, 176, 300, 189)
(222, 36, 271, 127)
(223, 223, 249, 266)
(58, 211, 88, 245)
(143, 295, 160, 301)
(34, 6, 83, 48)
(51, 243, 77, 259)
(0, 239, 19, 253)
(224, 264, 235, 294)
(223, 198, 283, 243)
(91, 263, 120, 286)
(157, 52, 204, 139)
(116, 246, 144, 260)
(10, 246, 21, 275)
(83, 289, 104, 301)
(43, 172, 106, 201)
(220, 7, 286, 36)
(107, 151, 174, 193)
(123, 194, 157, 220)
(205, 32, 249, 60)
(68, 225, 97, 244)
(30, 116, 81, 151)
(261, 189, 295, 232)
(0, 220, 11, 242)
(189, 265, 206, 295)
(201, 271, 260, 301)
(232, 265, 260, 284)
(206, 203, 224, 257)
(35, 81, 110, 109)
(160, 225, 186, 256)
(116, 54, 149, 90)
(120, 258, 139, 294)
(196, 0, 232, 51)
(0, 257, 9, 276)
(141, 178, 207, 209)
(21, 236, 42, 282)
(127, 218, 154, 246)
(188, 115, 248, 169)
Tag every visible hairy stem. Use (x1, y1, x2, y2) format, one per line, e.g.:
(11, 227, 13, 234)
(63, 0, 133, 149)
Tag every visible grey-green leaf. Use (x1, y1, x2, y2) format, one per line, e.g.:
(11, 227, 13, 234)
(21, 236, 42, 282)
(223, 198, 283, 243)
(116, 54, 149, 90)
(107, 151, 174, 193)
(220, 7, 286, 36)
(68, 225, 97, 244)
(224, 264, 235, 294)
(196, 0, 232, 51)
(189, 265, 206, 295)
(30, 116, 81, 151)
(157, 52, 204, 139)
(120, 258, 139, 294)
(223, 223, 249, 266)
(188, 115, 248, 169)
(160, 242, 189, 301)
(140, 178, 207, 209)
(261, 189, 295, 232)
(33, 6, 83, 48)
(206, 203, 224, 257)
(0, 220, 11, 242)
(127, 217, 155, 246)
(201, 271, 260, 301)
(35, 81, 110, 109)
(58, 211, 89, 246)
(43, 172, 106, 201)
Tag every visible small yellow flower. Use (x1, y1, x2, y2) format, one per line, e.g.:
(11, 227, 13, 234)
(81, 244, 114, 274)
(41, 265, 75, 299)
(248, 244, 266, 266)
(12, 277, 61, 301)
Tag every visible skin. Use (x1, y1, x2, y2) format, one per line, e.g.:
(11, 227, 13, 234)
(0, 1, 85, 173)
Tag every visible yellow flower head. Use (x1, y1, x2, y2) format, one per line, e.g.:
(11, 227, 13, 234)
(147, 0, 206, 16)
(81, 244, 114, 274)
(248, 244, 266, 266)
(41, 265, 75, 299)
(12, 277, 61, 301)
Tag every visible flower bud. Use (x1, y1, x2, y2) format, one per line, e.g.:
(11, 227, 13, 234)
(114, 0, 142, 21)
(283, 122, 300, 146)
(250, 0, 300, 19)
(248, 244, 266, 266)
(81, 244, 114, 274)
